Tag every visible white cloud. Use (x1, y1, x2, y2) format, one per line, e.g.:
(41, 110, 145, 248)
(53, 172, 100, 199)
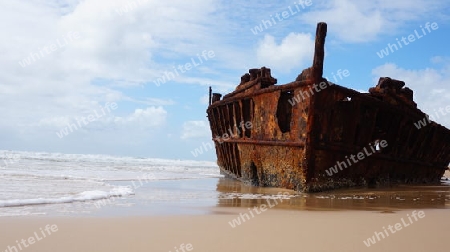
(0, 0, 226, 153)
(114, 106, 167, 129)
(256, 32, 314, 73)
(300, 0, 447, 43)
(31, 105, 166, 135)
(1, 0, 226, 95)
(180, 121, 211, 140)
(125, 97, 176, 106)
(301, 0, 383, 43)
(372, 61, 450, 127)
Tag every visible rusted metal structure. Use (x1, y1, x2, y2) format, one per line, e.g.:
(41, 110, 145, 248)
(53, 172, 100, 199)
(206, 22, 450, 192)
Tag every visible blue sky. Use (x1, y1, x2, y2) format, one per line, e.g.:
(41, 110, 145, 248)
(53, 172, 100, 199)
(1, 0, 450, 161)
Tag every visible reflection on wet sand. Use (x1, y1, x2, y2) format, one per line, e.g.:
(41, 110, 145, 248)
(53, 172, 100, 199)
(216, 177, 450, 211)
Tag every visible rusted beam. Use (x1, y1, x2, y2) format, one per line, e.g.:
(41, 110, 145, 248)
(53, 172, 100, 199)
(315, 143, 443, 167)
(209, 84, 432, 124)
(312, 22, 327, 81)
(208, 86, 212, 106)
(213, 139, 306, 147)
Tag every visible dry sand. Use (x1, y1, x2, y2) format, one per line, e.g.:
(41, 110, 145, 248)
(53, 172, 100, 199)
(1, 208, 449, 252)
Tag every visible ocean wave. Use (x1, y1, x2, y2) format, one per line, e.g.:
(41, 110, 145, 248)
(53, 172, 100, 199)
(0, 150, 218, 167)
(0, 186, 134, 208)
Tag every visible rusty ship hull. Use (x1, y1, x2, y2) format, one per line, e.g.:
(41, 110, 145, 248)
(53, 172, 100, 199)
(206, 23, 450, 192)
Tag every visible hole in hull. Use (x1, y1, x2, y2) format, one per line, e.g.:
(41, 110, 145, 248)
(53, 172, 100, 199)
(277, 91, 293, 133)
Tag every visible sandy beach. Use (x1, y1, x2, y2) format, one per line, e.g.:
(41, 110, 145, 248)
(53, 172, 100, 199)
(1, 208, 449, 252)
(1, 171, 449, 252)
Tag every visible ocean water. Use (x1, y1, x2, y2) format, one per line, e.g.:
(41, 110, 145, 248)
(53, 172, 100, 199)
(0, 150, 222, 217)
(1, 150, 449, 217)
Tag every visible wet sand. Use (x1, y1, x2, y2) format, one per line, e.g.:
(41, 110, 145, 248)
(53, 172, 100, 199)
(216, 176, 450, 211)
(3, 171, 449, 217)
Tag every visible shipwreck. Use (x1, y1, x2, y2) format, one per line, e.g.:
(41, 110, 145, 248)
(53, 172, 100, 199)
(206, 22, 450, 192)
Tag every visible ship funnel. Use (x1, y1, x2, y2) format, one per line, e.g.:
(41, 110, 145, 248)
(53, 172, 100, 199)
(312, 22, 327, 81)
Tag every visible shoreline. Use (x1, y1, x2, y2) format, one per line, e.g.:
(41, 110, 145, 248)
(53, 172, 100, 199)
(1, 173, 450, 217)
(1, 171, 448, 251)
